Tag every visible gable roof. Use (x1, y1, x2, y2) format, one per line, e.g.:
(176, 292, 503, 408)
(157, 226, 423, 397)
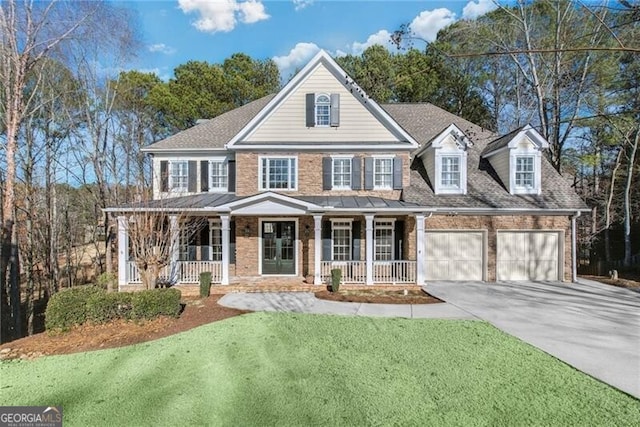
(381, 103, 586, 212)
(227, 50, 418, 149)
(481, 124, 549, 158)
(142, 94, 275, 152)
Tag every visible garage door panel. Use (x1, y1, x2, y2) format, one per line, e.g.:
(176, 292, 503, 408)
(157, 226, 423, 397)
(497, 232, 560, 281)
(425, 232, 484, 281)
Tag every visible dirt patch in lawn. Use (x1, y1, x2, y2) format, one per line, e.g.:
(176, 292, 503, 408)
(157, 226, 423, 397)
(315, 289, 442, 304)
(0, 295, 248, 361)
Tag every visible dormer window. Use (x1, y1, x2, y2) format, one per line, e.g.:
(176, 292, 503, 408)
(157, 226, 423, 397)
(315, 94, 331, 126)
(515, 156, 535, 189)
(441, 156, 461, 189)
(306, 93, 340, 127)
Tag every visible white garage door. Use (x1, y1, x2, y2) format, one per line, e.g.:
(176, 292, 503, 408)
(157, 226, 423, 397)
(425, 231, 484, 281)
(497, 231, 561, 281)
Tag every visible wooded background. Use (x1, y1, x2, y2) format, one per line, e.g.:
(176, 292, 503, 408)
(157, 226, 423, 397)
(1, 0, 638, 341)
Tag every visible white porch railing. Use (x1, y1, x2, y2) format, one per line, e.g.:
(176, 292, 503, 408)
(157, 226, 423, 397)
(126, 261, 223, 285)
(320, 260, 416, 284)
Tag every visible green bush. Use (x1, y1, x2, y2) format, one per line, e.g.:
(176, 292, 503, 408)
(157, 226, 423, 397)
(199, 272, 212, 297)
(330, 268, 342, 292)
(45, 286, 105, 331)
(95, 272, 117, 291)
(45, 287, 181, 331)
(130, 288, 182, 320)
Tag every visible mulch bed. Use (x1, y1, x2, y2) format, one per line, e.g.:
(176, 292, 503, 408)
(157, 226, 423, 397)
(580, 275, 640, 291)
(315, 289, 443, 304)
(0, 295, 248, 360)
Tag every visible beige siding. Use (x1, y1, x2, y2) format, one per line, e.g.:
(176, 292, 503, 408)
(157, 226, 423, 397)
(246, 65, 400, 143)
(489, 151, 510, 192)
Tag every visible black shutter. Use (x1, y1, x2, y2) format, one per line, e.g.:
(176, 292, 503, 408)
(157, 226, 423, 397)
(330, 93, 340, 127)
(230, 220, 236, 264)
(393, 157, 403, 190)
(228, 160, 236, 192)
(352, 221, 361, 261)
(351, 157, 361, 190)
(201, 161, 209, 192)
(364, 157, 374, 190)
(322, 220, 332, 261)
(200, 223, 209, 260)
(188, 160, 197, 192)
(322, 157, 332, 190)
(160, 161, 168, 192)
(306, 93, 315, 127)
(394, 220, 404, 260)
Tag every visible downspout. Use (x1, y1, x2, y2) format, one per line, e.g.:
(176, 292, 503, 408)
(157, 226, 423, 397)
(571, 211, 581, 283)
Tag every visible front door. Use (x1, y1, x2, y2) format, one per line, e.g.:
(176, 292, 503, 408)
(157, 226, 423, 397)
(261, 221, 296, 275)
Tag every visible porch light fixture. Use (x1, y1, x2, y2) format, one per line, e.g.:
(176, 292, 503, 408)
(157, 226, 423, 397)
(304, 224, 310, 237)
(244, 224, 251, 237)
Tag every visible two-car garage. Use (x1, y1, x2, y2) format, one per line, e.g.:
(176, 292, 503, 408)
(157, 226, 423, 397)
(424, 230, 563, 282)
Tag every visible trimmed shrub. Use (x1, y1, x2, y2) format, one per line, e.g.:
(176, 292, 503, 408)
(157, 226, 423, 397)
(199, 272, 212, 297)
(86, 292, 133, 323)
(330, 268, 342, 292)
(130, 288, 182, 320)
(45, 286, 105, 331)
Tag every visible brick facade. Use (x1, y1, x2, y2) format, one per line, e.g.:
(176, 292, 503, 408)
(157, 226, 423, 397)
(235, 152, 410, 198)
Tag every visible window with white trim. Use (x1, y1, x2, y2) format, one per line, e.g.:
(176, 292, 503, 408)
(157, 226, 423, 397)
(374, 157, 393, 189)
(515, 156, 535, 189)
(315, 94, 331, 126)
(332, 220, 352, 261)
(209, 160, 228, 191)
(332, 157, 351, 189)
(441, 156, 461, 188)
(209, 221, 222, 261)
(170, 161, 188, 191)
(374, 220, 394, 261)
(260, 157, 297, 190)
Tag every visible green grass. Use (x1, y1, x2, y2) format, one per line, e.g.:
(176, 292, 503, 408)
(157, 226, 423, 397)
(1, 313, 638, 426)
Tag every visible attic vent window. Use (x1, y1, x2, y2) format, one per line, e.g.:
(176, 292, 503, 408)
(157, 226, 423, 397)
(306, 93, 340, 127)
(315, 94, 331, 126)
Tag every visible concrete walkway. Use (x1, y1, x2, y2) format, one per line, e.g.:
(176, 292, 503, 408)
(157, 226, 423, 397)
(218, 292, 476, 320)
(425, 279, 640, 399)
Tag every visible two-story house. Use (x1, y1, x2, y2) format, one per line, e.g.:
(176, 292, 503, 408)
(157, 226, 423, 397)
(107, 50, 588, 292)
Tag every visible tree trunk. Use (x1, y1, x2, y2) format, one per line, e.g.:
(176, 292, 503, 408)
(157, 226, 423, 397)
(604, 148, 623, 263)
(623, 130, 639, 267)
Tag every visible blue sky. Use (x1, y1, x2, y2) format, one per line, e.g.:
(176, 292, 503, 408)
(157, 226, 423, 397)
(123, 0, 499, 80)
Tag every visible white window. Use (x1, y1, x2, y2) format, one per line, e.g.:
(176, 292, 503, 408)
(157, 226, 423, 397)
(170, 161, 188, 191)
(260, 157, 297, 190)
(515, 156, 535, 189)
(209, 221, 222, 261)
(441, 156, 461, 188)
(209, 159, 228, 191)
(375, 220, 394, 261)
(332, 157, 351, 189)
(315, 94, 331, 126)
(332, 220, 352, 261)
(374, 157, 393, 189)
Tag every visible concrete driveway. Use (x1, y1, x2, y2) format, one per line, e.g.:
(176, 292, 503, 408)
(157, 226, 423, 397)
(426, 279, 640, 399)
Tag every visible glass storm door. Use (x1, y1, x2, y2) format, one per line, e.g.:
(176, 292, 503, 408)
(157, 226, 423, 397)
(261, 221, 295, 275)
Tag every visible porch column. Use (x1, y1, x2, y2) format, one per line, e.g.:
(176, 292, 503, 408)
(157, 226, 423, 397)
(313, 215, 322, 285)
(365, 214, 374, 285)
(169, 215, 179, 283)
(415, 214, 426, 285)
(117, 216, 128, 290)
(221, 215, 230, 285)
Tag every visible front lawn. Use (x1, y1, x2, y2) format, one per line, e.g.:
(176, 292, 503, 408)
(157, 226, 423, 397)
(1, 313, 638, 426)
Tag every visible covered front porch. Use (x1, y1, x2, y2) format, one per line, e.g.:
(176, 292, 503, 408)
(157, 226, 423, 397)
(113, 192, 429, 290)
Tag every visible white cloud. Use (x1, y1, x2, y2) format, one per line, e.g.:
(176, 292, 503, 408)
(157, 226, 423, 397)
(272, 42, 320, 78)
(462, 0, 498, 20)
(350, 30, 395, 55)
(409, 8, 457, 42)
(148, 43, 176, 55)
(293, 0, 313, 11)
(178, 0, 269, 33)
